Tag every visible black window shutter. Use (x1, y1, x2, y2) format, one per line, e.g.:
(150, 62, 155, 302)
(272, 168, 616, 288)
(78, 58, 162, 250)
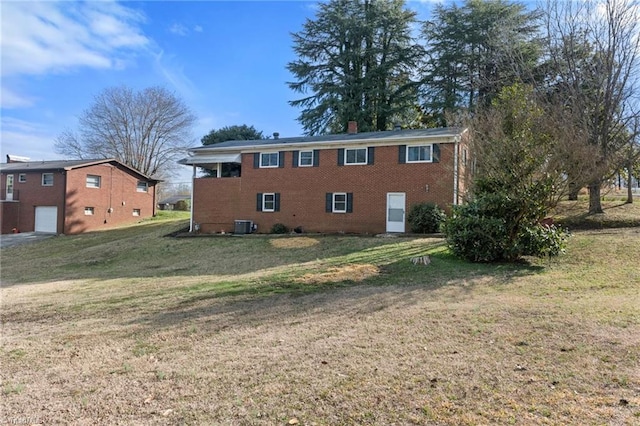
(313, 149, 320, 167)
(274, 193, 281, 211)
(325, 193, 333, 212)
(367, 147, 375, 165)
(399, 145, 406, 164)
(253, 153, 260, 168)
(433, 144, 440, 163)
(346, 193, 353, 213)
(337, 148, 345, 166)
(278, 151, 285, 168)
(256, 193, 263, 211)
(292, 151, 299, 168)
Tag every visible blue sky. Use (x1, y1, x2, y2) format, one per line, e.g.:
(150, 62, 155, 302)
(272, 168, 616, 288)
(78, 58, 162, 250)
(1, 0, 434, 183)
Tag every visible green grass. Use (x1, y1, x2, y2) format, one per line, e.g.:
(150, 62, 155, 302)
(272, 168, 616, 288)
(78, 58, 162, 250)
(1, 212, 638, 425)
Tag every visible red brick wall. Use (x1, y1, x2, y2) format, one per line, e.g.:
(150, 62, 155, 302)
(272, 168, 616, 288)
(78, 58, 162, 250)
(193, 143, 458, 234)
(0, 202, 20, 234)
(1, 170, 67, 233)
(64, 164, 156, 234)
(1, 164, 155, 234)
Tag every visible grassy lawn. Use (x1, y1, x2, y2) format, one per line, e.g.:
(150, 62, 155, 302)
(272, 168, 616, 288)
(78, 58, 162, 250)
(1, 211, 639, 425)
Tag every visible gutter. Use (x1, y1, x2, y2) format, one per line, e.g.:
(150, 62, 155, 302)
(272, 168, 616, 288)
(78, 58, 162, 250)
(453, 135, 460, 206)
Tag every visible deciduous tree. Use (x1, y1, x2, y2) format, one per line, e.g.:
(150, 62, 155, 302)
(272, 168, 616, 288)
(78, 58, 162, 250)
(55, 85, 196, 178)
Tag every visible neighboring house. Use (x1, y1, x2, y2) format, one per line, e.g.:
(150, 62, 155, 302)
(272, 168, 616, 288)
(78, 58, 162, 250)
(0, 157, 159, 235)
(180, 124, 470, 235)
(158, 195, 190, 211)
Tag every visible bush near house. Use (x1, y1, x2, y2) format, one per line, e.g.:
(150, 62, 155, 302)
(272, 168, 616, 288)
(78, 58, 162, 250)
(407, 202, 446, 233)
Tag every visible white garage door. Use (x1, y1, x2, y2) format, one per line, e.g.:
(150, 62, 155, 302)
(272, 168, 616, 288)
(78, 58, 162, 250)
(35, 206, 58, 233)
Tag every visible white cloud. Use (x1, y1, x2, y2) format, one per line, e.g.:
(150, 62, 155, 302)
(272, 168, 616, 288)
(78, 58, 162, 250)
(169, 23, 189, 36)
(0, 117, 60, 160)
(1, 86, 37, 109)
(193, 25, 203, 33)
(0, 1, 149, 78)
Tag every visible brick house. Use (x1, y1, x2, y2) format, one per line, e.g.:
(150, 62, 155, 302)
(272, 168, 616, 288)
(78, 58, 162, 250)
(180, 126, 470, 235)
(0, 157, 159, 234)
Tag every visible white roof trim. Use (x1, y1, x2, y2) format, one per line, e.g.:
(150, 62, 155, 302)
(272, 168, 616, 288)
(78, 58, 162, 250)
(180, 153, 241, 165)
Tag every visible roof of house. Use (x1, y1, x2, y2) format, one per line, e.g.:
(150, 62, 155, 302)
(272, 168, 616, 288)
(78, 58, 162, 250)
(0, 158, 160, 182)
(189, 127, 466, 152)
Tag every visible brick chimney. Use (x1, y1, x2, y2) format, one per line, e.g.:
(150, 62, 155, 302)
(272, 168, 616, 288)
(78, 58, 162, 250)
(347, 121, 358, 134)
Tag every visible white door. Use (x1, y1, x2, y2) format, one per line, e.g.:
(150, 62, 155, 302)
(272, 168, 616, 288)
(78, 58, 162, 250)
(5, 174, 14, 201)
(35, 206, 58, 233)
(386, 192, 405, 233)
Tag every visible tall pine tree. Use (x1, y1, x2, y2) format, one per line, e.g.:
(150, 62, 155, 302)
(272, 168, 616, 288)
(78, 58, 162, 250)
(287, 0, 424, 135)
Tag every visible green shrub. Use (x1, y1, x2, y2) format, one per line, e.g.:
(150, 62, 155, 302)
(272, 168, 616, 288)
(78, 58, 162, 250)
(444, 187, 569, 263)
(174, 199, 190, 211)
(270, 223, 289, 234)
(407, 203, 446, 233)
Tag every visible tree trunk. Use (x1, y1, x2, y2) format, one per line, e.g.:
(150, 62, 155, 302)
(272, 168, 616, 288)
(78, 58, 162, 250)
(568, 183, 580, 201)
(627, 164, 634, 204)
(588, 182, 604, 214)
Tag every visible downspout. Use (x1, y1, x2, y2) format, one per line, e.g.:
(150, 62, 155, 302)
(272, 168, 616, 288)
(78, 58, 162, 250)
(453, 135, 460, 206)
(189, 164, 196, 232)
(61, 171, 67, 234)
(152, 181, 157, 217)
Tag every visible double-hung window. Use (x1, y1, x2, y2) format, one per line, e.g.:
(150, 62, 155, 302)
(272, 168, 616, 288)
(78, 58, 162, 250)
(256, 192, 280, 212)
(407, 145, 433, 163)
(86, 175, 101, 188)
(260, 152, 279, 168)
(18, 174, 26, 183)
(326, 192, 353, 213)
(137, 181, 148, 192)
(345, 148, 367, 165)
(298, 150, 314, 167)
(42, 173, 53, 186)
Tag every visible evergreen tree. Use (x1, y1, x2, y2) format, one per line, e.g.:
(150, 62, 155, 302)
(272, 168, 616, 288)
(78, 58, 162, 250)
(287, 0, 424, 135)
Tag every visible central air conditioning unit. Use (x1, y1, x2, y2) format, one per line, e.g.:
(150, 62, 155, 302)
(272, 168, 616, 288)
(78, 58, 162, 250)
(234, 220, 253, 234)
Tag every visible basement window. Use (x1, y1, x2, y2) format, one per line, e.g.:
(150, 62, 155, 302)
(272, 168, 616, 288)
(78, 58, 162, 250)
(84, 207, 94, 216)
(133, 209, 141, 217)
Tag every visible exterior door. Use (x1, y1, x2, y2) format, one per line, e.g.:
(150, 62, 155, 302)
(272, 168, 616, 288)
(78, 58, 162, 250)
(5, 174, 14, 201)
(35, 206, 58, 233)
(386, 192, 405, 233)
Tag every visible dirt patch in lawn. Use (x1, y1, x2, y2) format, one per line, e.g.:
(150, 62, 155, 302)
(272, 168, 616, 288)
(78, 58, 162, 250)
(297, 263, 380, 284)
(269, 237, 320, 249)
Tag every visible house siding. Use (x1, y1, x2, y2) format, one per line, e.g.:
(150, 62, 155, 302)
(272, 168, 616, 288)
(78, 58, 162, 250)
(192, 143, 458, 234)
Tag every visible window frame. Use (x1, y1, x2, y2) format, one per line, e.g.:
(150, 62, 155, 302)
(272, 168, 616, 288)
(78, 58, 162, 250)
(260, 152, 279, 168)
(132, 209, 141, 217)
(298, 150, 314, 167)
(41, 173, 54, 186)
(344, 148, 368, 165)
(136, 181, 148, 193)
(86, 174, 101, 188)
(262, 193, 276, 212)
(84, 207, 94, 216)
(18, 174, 26, 183)
(332, 192, 347, 213)
(406, 144, 433, 163)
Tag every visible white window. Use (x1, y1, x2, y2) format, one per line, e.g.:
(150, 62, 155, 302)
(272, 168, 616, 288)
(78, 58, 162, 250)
(18, 174, 26, 183)
(345, 148, 367, 165)
(262, 193, 276, 212)
(407, 145, 433, 163)
(42, 173, 54, 186)
(333, 193, 347, 213)
(299, 150, 314, 167)
(84, 207, 94, 216)
(136, 181, 148, 192)
(86, 175, 101, 188)
(132, 209, 141, 217)
(260, 152, 279, 168)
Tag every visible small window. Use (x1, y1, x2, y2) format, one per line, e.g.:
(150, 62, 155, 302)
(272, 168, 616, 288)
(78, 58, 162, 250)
(42, 173, 53, 186)
(333, 193, 347, 213)
(299, 151, 314, 167)
(84, 207, 94, 216)
(407, 145, 433, 163)
(263, 193, 276, 212)
(132, 209, 141, 217)
(260, 152, 279, 168)
(18, 174, 26, 183)
(345, 148, 367, 165)
(86, 175, 101, 188)
(136, 181, 148, 192)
